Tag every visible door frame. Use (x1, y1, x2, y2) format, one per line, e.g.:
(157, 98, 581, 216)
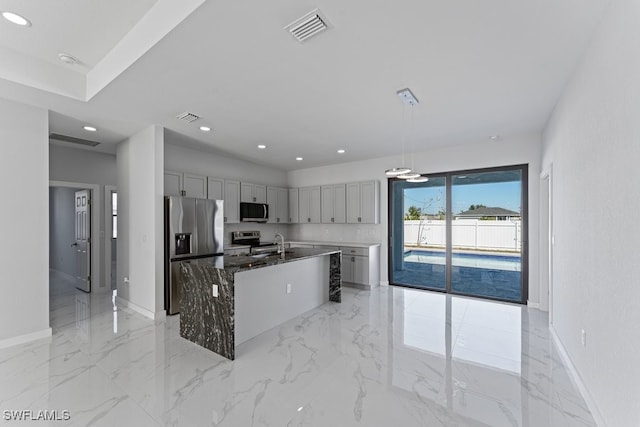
(540, 165, 553, 319)
(49, 180, 102, 292)
(105, 185, 117, 291)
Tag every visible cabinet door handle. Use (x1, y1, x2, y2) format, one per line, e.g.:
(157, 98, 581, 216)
(331, 218, 334, 223)
(308, 218, 311, 222)
(351, 257, 355, 262)
(358, 217, 361, 222)
(224, 217, 227, 222)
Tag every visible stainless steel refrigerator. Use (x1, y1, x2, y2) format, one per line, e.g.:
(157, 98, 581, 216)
(165, 196, 224, 315)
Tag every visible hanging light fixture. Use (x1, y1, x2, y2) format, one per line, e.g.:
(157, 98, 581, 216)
(385, 166, 412, 177)
(385, 91, 414, 177)
(392, 88, 429, 182)
(407, 176, 429, 183)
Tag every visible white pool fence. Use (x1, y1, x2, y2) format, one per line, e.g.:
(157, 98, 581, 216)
(404, 219, 522, 252)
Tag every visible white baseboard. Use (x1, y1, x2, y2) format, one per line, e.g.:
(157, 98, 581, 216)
(527, 300, 540, 309)
(379, 281, 390, 286)
(116, 296, 166, 321)
(550, 326, 606, 427)
(0, 328, 52, 349)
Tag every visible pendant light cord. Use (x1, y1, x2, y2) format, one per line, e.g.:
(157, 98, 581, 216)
(401, 104, 406, 168)
(410, 104, 415, 171)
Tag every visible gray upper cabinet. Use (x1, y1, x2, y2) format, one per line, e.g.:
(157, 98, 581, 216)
(321, 184, 346, 224)
(207, 177, 224, 200)
(298, 186, 321, 223)
(288, 188, 299, 223)
(164, 170, 183, 196)
(346, 180, 379, 224)
(208, 177, 240, 223)
(183, 174, 208, 198)
(241, 182, 267, 203)
(164, 171, 207, 198)
(267, 186, 289, 224)
(223, 180, 240, 224)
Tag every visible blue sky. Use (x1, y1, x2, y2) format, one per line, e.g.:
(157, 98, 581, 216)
(404, 181, 521, 215)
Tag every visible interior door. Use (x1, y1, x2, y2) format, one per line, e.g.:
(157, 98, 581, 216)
(74, 190, 91, 292)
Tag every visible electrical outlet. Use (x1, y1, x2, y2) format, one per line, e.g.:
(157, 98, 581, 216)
(581, 329, 587, 347)
(286, 283, 292, 294)
(212, 284, 219, 298)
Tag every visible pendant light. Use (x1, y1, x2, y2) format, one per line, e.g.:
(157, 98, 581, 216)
(385, 167, 412, 177)
(395, 89, 428, 182)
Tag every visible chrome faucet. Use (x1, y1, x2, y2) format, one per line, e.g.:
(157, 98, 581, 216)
(274, 233, 285, 254)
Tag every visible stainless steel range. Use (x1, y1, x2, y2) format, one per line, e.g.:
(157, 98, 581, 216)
(231, 230, 279, 254)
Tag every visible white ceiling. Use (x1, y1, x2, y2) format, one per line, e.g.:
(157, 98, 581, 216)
(0, 0, 611, 171)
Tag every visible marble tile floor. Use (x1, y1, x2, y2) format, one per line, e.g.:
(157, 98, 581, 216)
(0, 270, 595, 426)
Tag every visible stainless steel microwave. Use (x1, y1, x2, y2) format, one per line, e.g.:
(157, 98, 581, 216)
(240, 202, 268, 222)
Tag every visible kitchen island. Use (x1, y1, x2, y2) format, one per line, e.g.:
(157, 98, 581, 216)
(177, 248, 341, 360)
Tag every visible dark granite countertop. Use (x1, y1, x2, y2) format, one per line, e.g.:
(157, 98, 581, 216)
(183, 247, 340, 273)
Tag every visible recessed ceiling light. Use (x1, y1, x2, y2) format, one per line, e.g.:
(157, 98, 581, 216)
(2, 11, 31, 27)
(296, 157, 303, 161)
(83, 126, 97, 132)
(489, 135, 501, 141)
(199, 126, 211, 132)
(58, 53, 78, 65)
(257, 144, 266, 149)
(337, 149, 345, 154)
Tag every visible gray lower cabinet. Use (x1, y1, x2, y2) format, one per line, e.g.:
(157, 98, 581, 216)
(308, 244, 380, 288)
(225, 247, 250, 256)
(342, 254, 367, 284)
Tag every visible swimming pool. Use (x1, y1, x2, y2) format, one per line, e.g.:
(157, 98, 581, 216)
(403, 250, 521, 272)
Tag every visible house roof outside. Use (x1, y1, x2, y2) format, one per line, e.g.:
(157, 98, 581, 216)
(455, 206, 520, 218)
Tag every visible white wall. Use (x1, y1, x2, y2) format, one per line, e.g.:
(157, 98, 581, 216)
(541, 0, 640, 425)
(164, 139, 290, 244)
(117, 125, 165, 318)
(288, 133, 541, 303)
(0, 97, 50, 345)
(49, 144, 117, 186)
(164, 138, 287, 187)
(49, 187, 76, 277)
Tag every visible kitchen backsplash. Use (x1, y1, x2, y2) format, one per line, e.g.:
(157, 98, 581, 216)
(287, 223, 383, 244)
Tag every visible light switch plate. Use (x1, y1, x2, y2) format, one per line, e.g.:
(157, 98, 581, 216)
(212, 284, 219, 298)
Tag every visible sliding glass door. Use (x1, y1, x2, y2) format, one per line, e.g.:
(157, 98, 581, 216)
(390, 176, 447, 290)
(389, 165, 527, 304)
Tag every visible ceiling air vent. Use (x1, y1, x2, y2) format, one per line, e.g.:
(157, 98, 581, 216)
(49, 133, 100, 147)
(285, 9, 330, 43)
(176, 112, 200, 123)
